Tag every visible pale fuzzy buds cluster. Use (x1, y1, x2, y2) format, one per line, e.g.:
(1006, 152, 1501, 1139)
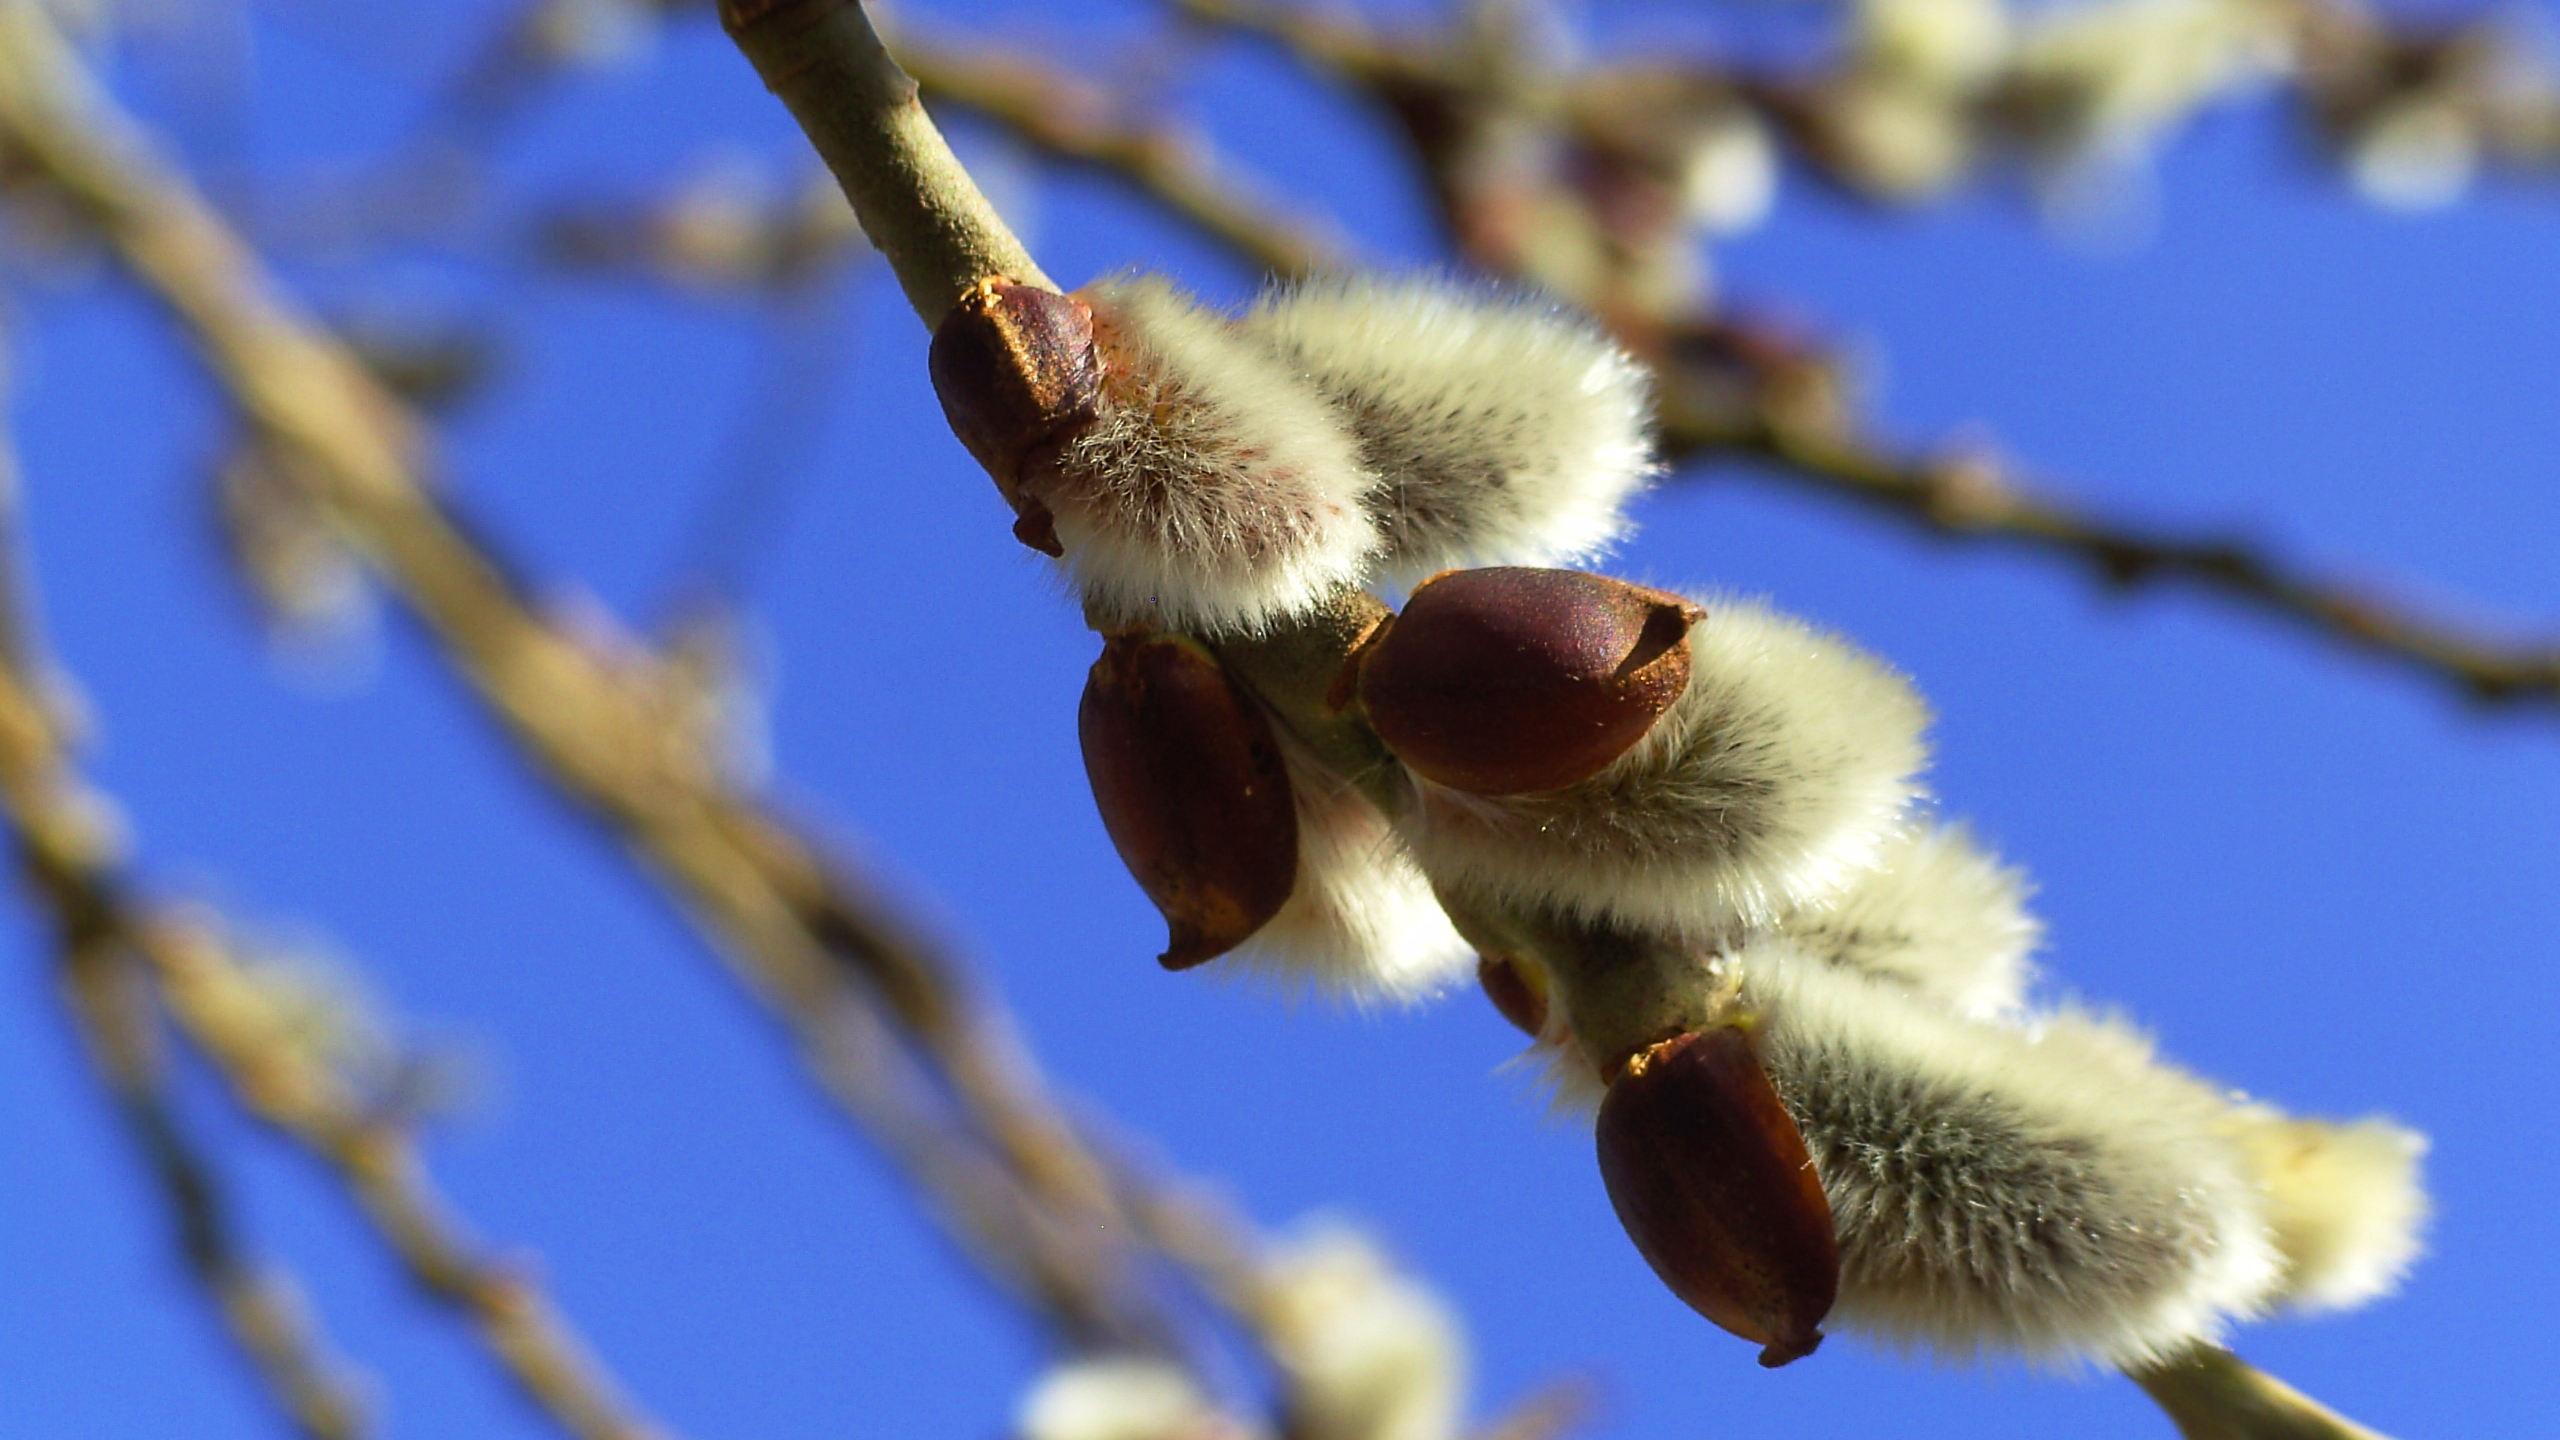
(936, 273, 1657, 1000)
(1322, 567, 2419, 1367)
(935, 262, 2427, 1372)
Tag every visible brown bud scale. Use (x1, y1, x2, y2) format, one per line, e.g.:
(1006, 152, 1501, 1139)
(1359, 567, 1702, 795)
(1079, 631, 1299, 969)
(929, 279, 1100, 552)
(1596, 1024, 1839, 1367)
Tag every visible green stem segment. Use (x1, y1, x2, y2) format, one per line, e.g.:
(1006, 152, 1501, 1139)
(719, 0, 1052, 323)
(2130, 1347, 2399, 1440)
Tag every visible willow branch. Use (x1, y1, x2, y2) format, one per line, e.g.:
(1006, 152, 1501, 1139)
(2130, 1346, 2398, 1440)
(40, 894, 372, 1440)
(720, 0, 1050, 318)
(142, 904, 675, 1440)
(0, 424, 368, 1440)
(0, 342, 667, 1440)
(893, 25, 1343, 280)
(1675, 404, 2560, 707)
(482, 0, 2560, 709)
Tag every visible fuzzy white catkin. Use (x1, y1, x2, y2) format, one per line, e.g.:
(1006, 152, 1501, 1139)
(1858, 0, 2012, 92)
(2224, 1106, 2429, 1315)
(1055, 276, 1381, 635)
(1398, 595, 1930, 942)
(1513, 823, 2034, 1114)
(1785, 820, 2039, 1020)
(1015, 1357, 1234, 1440)
(1229, 739, 1475, 1005)
(1746, 955, 2284, 1367)
(1239, 274, 1658, 585)
(1265, 1225, 1466, 1440)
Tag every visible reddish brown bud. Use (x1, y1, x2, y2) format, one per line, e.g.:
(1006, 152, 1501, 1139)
(1079, 631, 1299, 969)
(1477, 953, 1550, 1038)
(1596, 1024, 1838, 1367)
(1358, 568, 1702, 795)
(930, 279, 1100, 553)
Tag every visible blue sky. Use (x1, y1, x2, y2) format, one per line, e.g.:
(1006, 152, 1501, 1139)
(4, 3, 2557, 1438)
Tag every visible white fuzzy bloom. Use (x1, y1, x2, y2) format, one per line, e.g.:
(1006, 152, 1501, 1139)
(1679, 112, 1780, 235)
(2013, 0, 2294, 157)
(1785, 820, 2039, 1020)
(2224, 1106, 2429, 1315)
(2346, 99, 2479, 211)
(1858, 0, 2013, 92)
(1231, 741, 1475, 1005)
(1239, 275, 1658, 586)
(1265, 1224, 1466, 1440)
(1747, 956, 2283, 1367)
(1512, 821, 2031, 1112)
(1399, 595, 1929, 941)
(1058, 276, 1381, 635)
(1824, 79, 1976, 199)
(1016, 1357, 1237, 1440)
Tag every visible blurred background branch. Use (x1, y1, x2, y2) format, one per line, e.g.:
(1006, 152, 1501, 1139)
(466, 0, 2560, 710)
(0, 319, 650, 1438)
(0, 8, 1499, 1439)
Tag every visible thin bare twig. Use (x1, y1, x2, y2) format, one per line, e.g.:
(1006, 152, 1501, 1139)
(1159, 0, 2560, 714)
(0, 0, 1280, 1374)
(141, 905, 676, 1440)
(0, 314, 371, 1440)
(0, 328, 668, 1440)
(722, 0, 1050, 317)
(46, 937, 375, 1440)
(1680, 405, 2560, 707)
(893, 23, 1343, 280)
(36, 881, 375, 1440)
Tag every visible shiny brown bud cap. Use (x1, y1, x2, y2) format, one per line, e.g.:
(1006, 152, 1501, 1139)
(1358, 568, 1701, 795)
(929, 279, 1101, 556)
(1079, 631, 1299, 969)
(1596, 1024, 1839, 1367)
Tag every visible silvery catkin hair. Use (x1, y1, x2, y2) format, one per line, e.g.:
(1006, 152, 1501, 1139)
(1746, 955, 2283, 1367)
(1240, 274, 1658, 585)
(1055, 275, 1382, 635)
(1230, 738, 1475, 1004)
(1783, 820, 2040, 1020)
